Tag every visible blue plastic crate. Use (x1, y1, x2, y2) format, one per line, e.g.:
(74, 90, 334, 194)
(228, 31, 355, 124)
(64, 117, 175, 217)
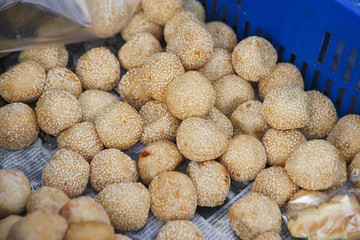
(200, 0, 360, 117)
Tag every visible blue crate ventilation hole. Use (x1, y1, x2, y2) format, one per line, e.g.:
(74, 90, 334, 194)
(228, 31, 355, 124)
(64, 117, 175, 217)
(200, 0, 360, 117)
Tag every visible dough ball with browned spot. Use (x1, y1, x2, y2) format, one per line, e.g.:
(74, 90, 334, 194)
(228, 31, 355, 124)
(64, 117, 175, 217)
(156, 220, 204, 240)
(45, 67, 82, 97)
(64, 221, 115, 240)
(206, 21, 237, 52)
(0, 215, 22, 240)
(142, 0, 183, 25)
(254, 232, 282, 240)
(27, 186, 69, 214)
(184, 0, 205, 22)
(206, 107, 233, 138)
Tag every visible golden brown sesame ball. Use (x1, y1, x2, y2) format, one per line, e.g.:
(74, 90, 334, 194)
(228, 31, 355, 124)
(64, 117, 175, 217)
(213, 74, 255, 117)
(64, 221, 115, 240)
(176, 117, 228, 162)
(165, 71, 215, 119)
(220, 135, 266, 182)
(59, 196, 110, 225)
(42, 149, 90, 198)
(78, 90, 118, 122)
(156, 220, 204, 240)
(57, 122, 104, 162)
(300, 90, 337, 139)
(18, 45, 68, 72)
(139, 140, 183, 185)
(45, 67, 82, 97)
(118, 33, 162, 70)
(187, 160, 230, 207)
(232, 36, 277, 82)
(149, 171, 197, 221)
(206, 107, 233, 138)
(262, 86, 311, 130)
(254, 232, 282, 240)
(286, 189, 329, 215)
(206, 21, 237, 52)
(95, 182, 150, 231)
(94, 102, 144, 150)
(184, 0, 205, 22)
(36, 90, 82, 136)
(0, 61, 45, 103)
(76, 47, 120, 91)
(90, 149, 138, 192)
(327, 114, 360, 161)
(348, 152, 360, 188)
(0, 169, 30, 218)
(167, 21, 213, 70)
(115, 234, 132, 240)
(262, 129, 306, 167)
(0, 103, 39, 150)
(259, 63, 304, 100)
(285, 140, 347, 190)
(0, 215, 22, 240)
(142, 0, 183, 25)
(228, 192, 282, 240)
(27, 186, 70, 214)
(143, 52, 185, 102)
(230, 100, 270, 140)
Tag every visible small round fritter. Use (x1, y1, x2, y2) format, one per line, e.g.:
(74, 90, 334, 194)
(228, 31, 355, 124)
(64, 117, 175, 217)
(262, 128, 306, 167)
(36, 90, 82, 136)
(187, 160, 230, 207)
(206, 107, 233, 138)
(142, 0, 183, 25)
(176, 117, 228, 162)
(198, 48, 234, 83)
(90, 149, 138, 192)
(254, 232, 282, 240)
(300, 90, 337, 139)
(0, 61, 45, 103)
(0, 215, 22, 240)
(165, 71, 215, 119)
(45, 67, 82, 97)
(76, 47, 120, 91)
(27, 186, 69, 214)
(0, 103, 39, 150)
(167, 21, 213, 70)
(94, 102, 144, 150)
(184, 0, 205, 22)
(348, 152, 360, 188)
(95, 182, 150, 231)
(139, 140, 183, 185)
(206, 21, 237, 52)
(213, 74, 254, 117)
(156, 220, 204, 240)
(232, 36, 277, 82)
(118, 33, 162, 70)
(18, 45, 68, 71)
(220, 135, 266, 182)
(64, 221, 115, 240)
(228, 192, 282, 240)
(262, 86, 311, 130)
(42, 149, 90, 198)
(259, 63, 304, 100)
(149, 171, 197, 221)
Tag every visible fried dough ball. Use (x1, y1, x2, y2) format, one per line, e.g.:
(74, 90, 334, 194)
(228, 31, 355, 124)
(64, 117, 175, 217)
(64, 221, 115, 240)
(142, 0, 183, 25)
(184, 0, 205, 22)
(254, 232, 282, 240)
(27, 186, 69, 214)
(45, 67, 82, 97)
(0, 215, 22, 240)
(206, 21, 237, 52)
(206, 107, 233, 138)
(156, 220, 204, 240)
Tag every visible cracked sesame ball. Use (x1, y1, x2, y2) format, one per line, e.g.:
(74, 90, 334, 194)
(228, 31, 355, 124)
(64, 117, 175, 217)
(156, 220, 204, 240)
(0, 215, 22, 240)
(44, 67, 82, 97)
(142, 0, 183, 25)
(206, 107, 233, 138)
(27, 186, 69, 214)
(184, 0, 205, 22)
(64, 221, 115, 240)
(254, 232, 282, 240)
(206, 21, 237, 52)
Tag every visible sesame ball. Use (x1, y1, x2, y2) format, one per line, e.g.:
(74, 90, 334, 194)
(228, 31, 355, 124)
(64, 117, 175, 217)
(149, 171, 197, 221)
(184, 0, 205, 22)
(64, 221, 115, 240)
(36, 90, 82, 136)
(0, 169, 31, 218)
(165, 71, 215, 119)
(187, 160, 230, 207)
(18, 45, 68, 71)
(262, 128, 306, 167)
(142, 0, 183, 25)
(0, 215, 22, 240)
(254, 232, 282, 240)
(94, 102, 144, 150)
(326, 114, 360, 161)
(0, 96, 6, 108)
(95, 182, 150, 231)
(206, 107, 233, 138)
(300, 90, 337, 139)
(118, 33, 162, 70)
(220, 135, 266, 182)
(0, 103, 39, 150)
(0, 61, 45, 103)
(57, 122, 104, 162)
(259, 63, 304, 100)
(230, 100, 270, 139)
(348, 152, 360, 188)
(156, 220, 204, 240)
(78, 90, 118, 122)
(176, 117, 228, 162)
(232, 36, 277, 82)
(285, 140, 347, 190)
(262, 86, 311, 130)
(213, 74, 255, 117)
(115, 235, 132, 240)
(206, 21, 237, 52)
(139, 101, 181, 144)
(42, 149, 90, 198)
(45, 67, 82, 97)
(90, 149, 138, 192)
(143, 52, 185, 102)
(76, 47, 120, 91)
(228, 192, 282, 240)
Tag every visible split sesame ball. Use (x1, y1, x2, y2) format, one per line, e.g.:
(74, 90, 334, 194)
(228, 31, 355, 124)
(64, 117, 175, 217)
(45, 67, 82, 97)
(206, 107, 233, 138)
(206, 21, 237, 52)
(142, 0, 183, 25)
(156, 220, 204, 240)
